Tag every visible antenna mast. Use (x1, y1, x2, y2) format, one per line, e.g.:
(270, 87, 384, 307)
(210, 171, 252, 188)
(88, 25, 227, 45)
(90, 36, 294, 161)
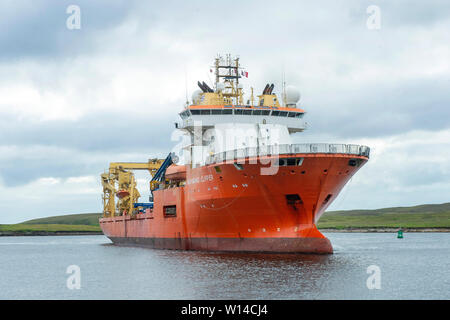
(282, 65, 287, 107)
(214, 54, 244, 105)
(185, 66, 189, 106)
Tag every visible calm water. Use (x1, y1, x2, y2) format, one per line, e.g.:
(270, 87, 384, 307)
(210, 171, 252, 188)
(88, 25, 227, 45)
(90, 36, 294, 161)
(0, 233, 448, 299)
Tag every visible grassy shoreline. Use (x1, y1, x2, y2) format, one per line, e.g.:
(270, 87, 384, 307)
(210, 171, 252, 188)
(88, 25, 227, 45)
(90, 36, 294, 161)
(1, 202, 449, 236)
(0, 231, 103, 236)
(0, 223, 102, 236)
(0, 224, 449, 237)
(1, 229, 448, 236)
(319, 227, 450, 233)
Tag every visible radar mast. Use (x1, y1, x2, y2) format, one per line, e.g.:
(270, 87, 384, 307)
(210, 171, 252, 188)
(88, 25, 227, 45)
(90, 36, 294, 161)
(214, 54, 244, 105)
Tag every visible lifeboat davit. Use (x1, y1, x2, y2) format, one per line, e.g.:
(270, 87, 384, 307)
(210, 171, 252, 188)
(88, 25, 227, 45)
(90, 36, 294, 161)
(116, 190, 130, 199)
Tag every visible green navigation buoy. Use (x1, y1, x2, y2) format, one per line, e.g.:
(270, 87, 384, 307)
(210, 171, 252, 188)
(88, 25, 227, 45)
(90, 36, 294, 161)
(397, 228, 403, 239)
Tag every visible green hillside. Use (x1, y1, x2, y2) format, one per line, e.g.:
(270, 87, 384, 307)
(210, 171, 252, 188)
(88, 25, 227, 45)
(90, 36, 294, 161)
(317, 202, 450, 229)
(23, 213, 102, 226)
(0, 224, 101, 233)
(323, 202, 450, 216)
(0, 213, 102, 235)
(1, 202, 450, 235)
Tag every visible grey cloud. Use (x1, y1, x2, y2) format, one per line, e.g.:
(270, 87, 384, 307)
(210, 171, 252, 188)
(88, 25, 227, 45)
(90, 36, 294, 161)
(0, 144, 170, 187)
(0, 112, 178, 186)
(0, 190, 102, 224)
(0, 0, 137, 61)
(1, 0, 450, 221)
(3, 0, 450, 64)
(378, 0, 450, 27)
(346, 0, 450, 28)
(302, 76, 450, 139)
(0, 112, 176, 151)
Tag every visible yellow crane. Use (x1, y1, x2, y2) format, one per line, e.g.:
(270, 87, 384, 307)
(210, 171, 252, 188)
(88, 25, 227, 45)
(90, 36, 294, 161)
(101, 159, 164, 217)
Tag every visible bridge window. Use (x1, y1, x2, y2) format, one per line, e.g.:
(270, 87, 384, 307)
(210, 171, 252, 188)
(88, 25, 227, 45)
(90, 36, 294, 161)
(253, 110, 262, 115)
(243, 110, 252, 115)
(279, 111, 288, 117)
(348, 159, 362, 167)
(295, 113, 304, 118)
(222, 109, 233, 114)
(287, 158, 296, 165)
(180, 110, 191, 118)
(200, 109, 211, 115)
(262, 110, 271, 115)
(272, 111, 280, 116)
(191, 110, 200, 115)
(278, 157, 304, 166)
(211, 109, 222, 115)
(234, 109, 244, 115)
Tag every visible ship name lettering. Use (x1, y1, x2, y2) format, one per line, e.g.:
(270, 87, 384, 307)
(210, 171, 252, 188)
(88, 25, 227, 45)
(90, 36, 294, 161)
(188, 174, 213, 185)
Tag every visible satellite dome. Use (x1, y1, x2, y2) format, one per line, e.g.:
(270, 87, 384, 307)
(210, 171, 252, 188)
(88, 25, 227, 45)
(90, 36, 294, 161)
(192, 90, 202, 104)
(285, 85, 301, 107)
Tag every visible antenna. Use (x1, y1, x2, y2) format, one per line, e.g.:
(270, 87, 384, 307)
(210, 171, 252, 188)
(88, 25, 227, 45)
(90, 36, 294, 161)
(213, 53, 244, 105)
(184, 66, 189, 106)
(282, 63, 286, 107)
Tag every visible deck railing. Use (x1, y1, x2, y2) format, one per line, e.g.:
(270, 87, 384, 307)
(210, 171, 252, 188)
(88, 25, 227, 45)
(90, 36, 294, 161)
(205, 143, 370, 165)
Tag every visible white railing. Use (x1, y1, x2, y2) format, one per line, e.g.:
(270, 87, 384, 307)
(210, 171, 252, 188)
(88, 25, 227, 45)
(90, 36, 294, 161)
(205, 143, 370, 165)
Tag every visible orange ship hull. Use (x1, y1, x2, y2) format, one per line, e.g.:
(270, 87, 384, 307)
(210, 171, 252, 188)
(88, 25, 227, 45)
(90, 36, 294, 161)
(100, 153, 368, 254)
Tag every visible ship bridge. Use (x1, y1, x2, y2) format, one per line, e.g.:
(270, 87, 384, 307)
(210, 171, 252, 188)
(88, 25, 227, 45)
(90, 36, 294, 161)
(176, 55, 305, 134)
(177, 105, 307, 133)
(174, 54, 310, 165)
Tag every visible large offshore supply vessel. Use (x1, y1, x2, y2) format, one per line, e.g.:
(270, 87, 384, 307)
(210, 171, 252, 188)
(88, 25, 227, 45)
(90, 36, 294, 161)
(99, 55, 370, 254)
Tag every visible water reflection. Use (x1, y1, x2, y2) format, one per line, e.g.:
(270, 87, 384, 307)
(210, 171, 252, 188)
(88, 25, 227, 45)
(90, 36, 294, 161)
(1, 234, 449, 299)
(147, 250, 339, 299)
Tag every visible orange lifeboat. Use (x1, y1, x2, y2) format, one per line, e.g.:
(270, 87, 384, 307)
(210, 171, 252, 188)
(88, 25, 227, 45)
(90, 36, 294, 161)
(165, 164, 186, 181)
(116, 190, 130, 199)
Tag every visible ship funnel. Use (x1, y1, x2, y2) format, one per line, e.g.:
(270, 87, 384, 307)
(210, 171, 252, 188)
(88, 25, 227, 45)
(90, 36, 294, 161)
(202, 81, 214, 93)
(198, 81, 208, 92)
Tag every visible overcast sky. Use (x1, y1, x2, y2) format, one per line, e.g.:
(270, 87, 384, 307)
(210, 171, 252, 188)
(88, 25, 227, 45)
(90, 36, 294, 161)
(1, 0, 449, 223)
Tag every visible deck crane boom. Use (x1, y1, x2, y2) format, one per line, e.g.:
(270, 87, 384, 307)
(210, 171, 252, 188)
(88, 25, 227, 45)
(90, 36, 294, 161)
(101, 159, 164, 217)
